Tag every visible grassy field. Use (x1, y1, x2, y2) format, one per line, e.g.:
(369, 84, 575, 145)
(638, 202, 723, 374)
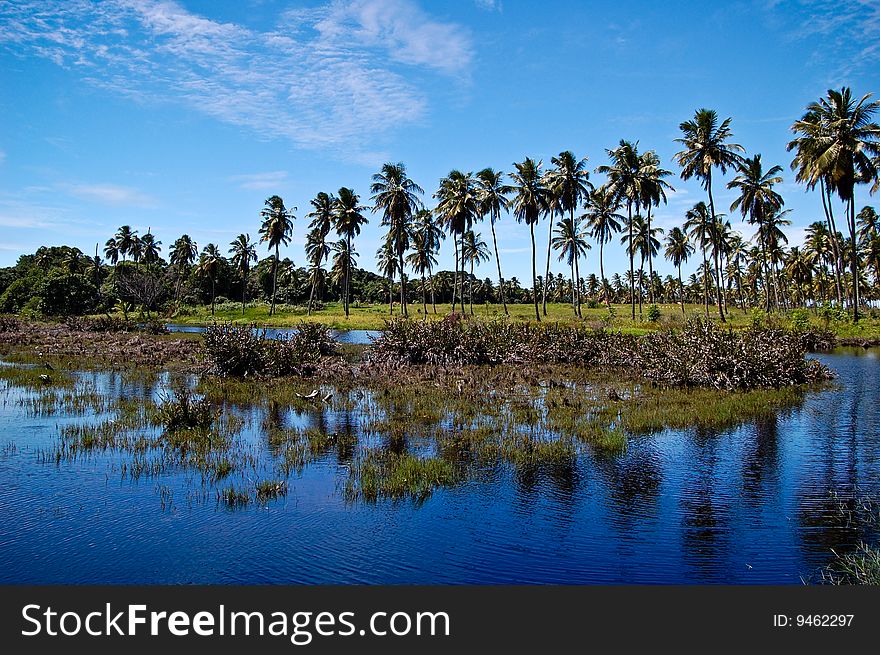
(166, 300, 880, 338)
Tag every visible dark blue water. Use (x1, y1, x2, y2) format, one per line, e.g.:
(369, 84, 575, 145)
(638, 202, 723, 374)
(165, 324, 378, 344)
(0, 350, 878, 584)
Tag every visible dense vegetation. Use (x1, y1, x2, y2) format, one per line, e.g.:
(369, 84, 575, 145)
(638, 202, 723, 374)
(1, 87, 879, 326)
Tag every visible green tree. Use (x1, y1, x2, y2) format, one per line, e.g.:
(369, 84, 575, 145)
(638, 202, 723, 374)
(476, 167, 512, 315)
(510, 157, 551, 321)
(228, 234, 257, 313)
(258, 195, 295, 316)
(333, 187, 368, 318)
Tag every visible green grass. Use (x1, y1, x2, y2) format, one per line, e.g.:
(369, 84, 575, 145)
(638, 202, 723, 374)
(164, 300, 880, 339)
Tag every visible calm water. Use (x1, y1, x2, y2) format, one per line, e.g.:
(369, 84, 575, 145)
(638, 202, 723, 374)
(0, 350, 878, 584)
(165, 324, 379, 344)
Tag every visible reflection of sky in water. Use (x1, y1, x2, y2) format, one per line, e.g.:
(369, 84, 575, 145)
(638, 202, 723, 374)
(164, 324, 379, 344)
(0, 349, 877, 584)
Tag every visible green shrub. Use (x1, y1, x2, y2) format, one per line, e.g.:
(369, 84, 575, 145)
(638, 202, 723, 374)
(36, 270, 97, 316)
(789, 308, 810, 331)
(155, 391, 216, 432)
(646, 304, 661, 322)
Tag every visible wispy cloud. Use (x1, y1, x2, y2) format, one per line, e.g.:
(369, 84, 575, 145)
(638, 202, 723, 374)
(228, 171, 289, 191)
(0, 0, 473, 159)
(64, 183, 156, 207)
(474, 0, 503, 12)
(764, 0, 880, 77)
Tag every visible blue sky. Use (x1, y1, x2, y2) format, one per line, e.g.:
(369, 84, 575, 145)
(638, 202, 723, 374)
(1, 0, 879, 283)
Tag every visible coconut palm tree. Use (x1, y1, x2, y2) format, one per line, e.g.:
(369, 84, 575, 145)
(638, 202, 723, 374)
(169, 234, 198, 306)
(684, 202, 715, 316)
(128, 235, 143, 264)
(544, 151, 592, 316)
(140, 231, 162, 265)
(330, 239, 357, 305)
(664, 226, 693, 315)
(788, 88, 880, 320)
(410, 209, 444, 314)
(757, 207, 792, 309)
(258, 195, 295, 316)
(622, 214, 662, 315)
(333, 187, 368, 319)
(376, 238, 399, 314)
(583, 184, 624, 300)
(114, 225, 138, 264)
(461, 230, 491, 314)
(857, 205, 879, 243)
(305, 192, 336, 315)
(103, 237, 120, 267)
(406, 228, 439, 317)
(551, 215, 591, 315)
(228, 234, 257, 313)
(196, 244, 222, 315)
(435, 170, 479, 313)
(476, 167, 512, 315)
(674, 109, 746, 321)
(371, 163, 424, 318)
(598, 140, 643, 319)
(638, 150, 674, 303)
(727, 154, 784, 311)
(510, 157, 552, 321)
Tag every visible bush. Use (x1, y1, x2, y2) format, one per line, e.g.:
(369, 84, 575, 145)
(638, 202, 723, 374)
(155, 390, 216, 432)
(0, 277, 37, 314)
(203, 322, 338, 377)
(646, 304, 661, 322)
(789, 308, 810, 331)
(36, 270, 97, 316)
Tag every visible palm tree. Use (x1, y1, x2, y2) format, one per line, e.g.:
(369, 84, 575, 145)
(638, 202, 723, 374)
(583, 184, 624, 302)
(140, 230, 162, 265)
(228, 234, 257, 313)
(330, 239, 357, 305)
(258, 195, 295, 316)
(727, 154, 785, 311)
(638, 150, 674, 303)
(435, 170, 479, 313)
(857, 205, 878, 243)
(664, 227, 694, 315)
(598, 140, 642, 319)
(406, 228, 438, 317)
(371, 163, 424, 318)
(376, 238, 399, 314)
(757, 207, 792, 308)
(305, 192, 336, 315)
(114, 225, 138, 263)
(551, 215, 591, 315)
(510, 157, 551, 321)
(128, 235, 143, 264)
(544, 151, 592, 316)
(788, 88, 880, 320)
(196, 244, 222, 315)
(684, 202, 715, 316)
(410, 209, 444, 314)
(674, 109, 746, 321)
(476, 168, 511, 315)
(461, 230, 491, 314)
(104, 237, 120, 266)
(169, 234, 198, 306)
(333, 187, 368, 318)
(622, 214, 662, 315)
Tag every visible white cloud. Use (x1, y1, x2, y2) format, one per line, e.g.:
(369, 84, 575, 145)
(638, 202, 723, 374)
(0, 0, 473, 158)
(64, 183, 156, 207)
(228, 171, 289, 191)
(475, 0, 503, 11)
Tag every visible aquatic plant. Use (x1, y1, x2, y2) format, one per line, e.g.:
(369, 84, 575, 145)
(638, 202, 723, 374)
(155, 390, 216, 432)
(346, 451, 455, 502)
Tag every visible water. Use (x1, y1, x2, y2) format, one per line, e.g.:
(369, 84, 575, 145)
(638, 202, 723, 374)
(165, 324, 379, 344)
(0, 350, 878, 584)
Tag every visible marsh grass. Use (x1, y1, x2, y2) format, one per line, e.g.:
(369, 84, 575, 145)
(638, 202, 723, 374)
(345, 450, 455, 502)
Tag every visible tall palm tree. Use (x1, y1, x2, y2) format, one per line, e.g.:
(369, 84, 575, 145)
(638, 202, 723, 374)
(406, 228, 439, 317)
(674, 109, 746, 321)
(544, 151, 592, 316)
(857, 205, 878, 243)
(637, 150, 674, 303)
(461, 230, 491, 314)
(476, 167, 511, 315)
(664, 226, 694, 315)
(435, 170, 479, 313)
(684, 202, 715, 316)
(333, 187, 368, 318)
(411, 209, 444, 314)
(622, 214, 662, 315)
(376, 238, 399, 314)
(169, 234, 198, 306)
(103, 237, 120, 266)
(757, 207, 792, 309)
(128, 234, 143, 264)
(330, 239, 357, 305)
(371, 163, 424, 318)
(228, 233, 257, 313)
(196, 244, 222, 315)
(598, 140, 642, 319)
(583, 184, 624, 301)
(305, 192, 336, 316)
(510, 157, 551, 321)
(727, 154, 785, 311)
(114, 225, 138, 264)
(140, 230, 162, 265)
(551, 215, 591, 316)
(258, 195, 295, 316)
(788, 88, 880, 320)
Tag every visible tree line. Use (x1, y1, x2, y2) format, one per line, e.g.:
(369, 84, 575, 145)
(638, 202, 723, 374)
(1, 87, 879, 321)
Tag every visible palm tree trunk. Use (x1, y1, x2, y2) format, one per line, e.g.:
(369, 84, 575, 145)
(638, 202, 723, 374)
(211, 276, 216, 316)
(638, 255, 645, 317)
(271, 245, 279, 316)
(345, 235, 351, 318)
(429, 265, 437, 314)
(678, 264, 685, 315)
(820, 179, 844, 306)
(242, 267, 248, 314)
(530, 223, 541, 321)
(398, 249, 407, 318)
(627, 201, 635, 320)
(490, 215, 508, 315)
(570, 260, 576, 314)
(452, 233, 459, 314)
(421, 270, 427, 319)
(647, 206, 655, 304)
(574, 251, 582, 318)
(848, 195, 860, 321)
(702, 253, 709, 318)
(469, 261, 475, 315)
(307, 271, 315, 316)
(599, 239, 609, 307)
(542, 213, 553, 316)
(705, 173, 726, 322)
